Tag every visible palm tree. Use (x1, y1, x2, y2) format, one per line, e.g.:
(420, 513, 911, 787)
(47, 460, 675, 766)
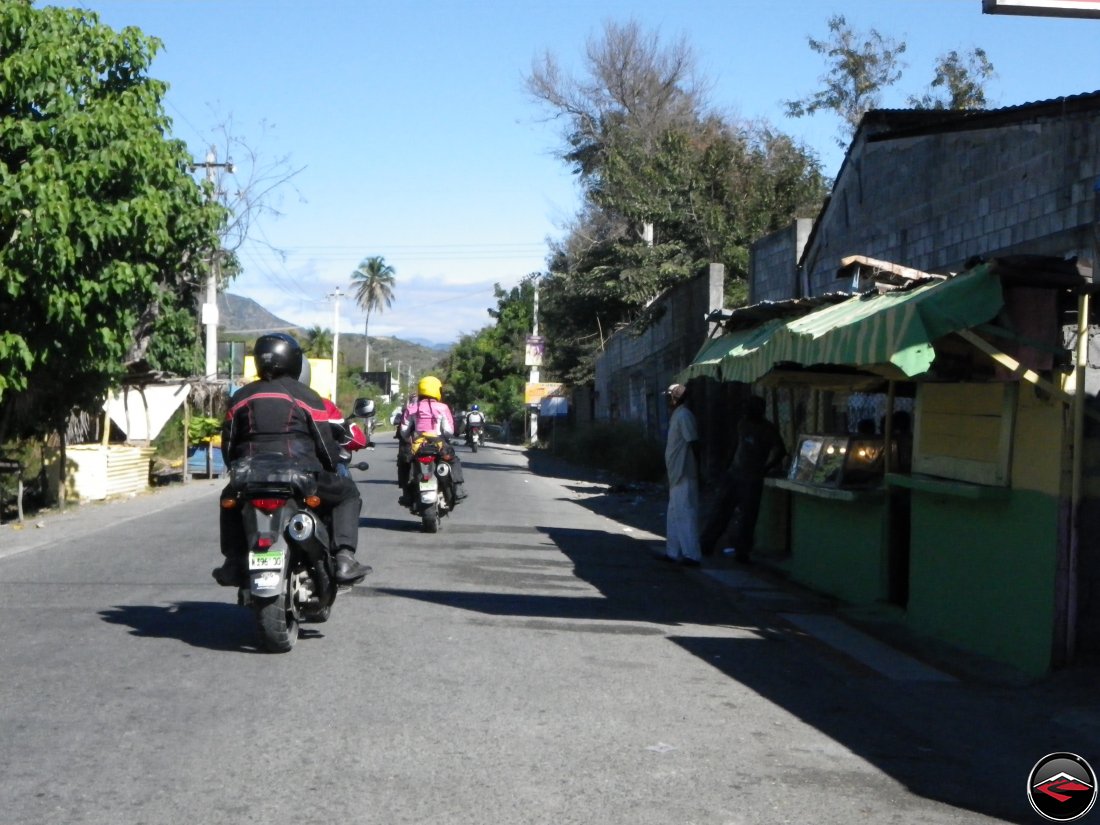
(303, 325, 333, 358)
(350, 255, 396, 373)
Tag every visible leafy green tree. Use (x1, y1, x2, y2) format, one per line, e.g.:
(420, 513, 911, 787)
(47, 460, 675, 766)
(528, 19, 826, 384)
(597, 119, 825, 290)
(439, 279, 535, 424)
(146, 304, 204, 377)
(908, 48, 995, 110)
(783, 14, 907, 145)
(785, 17, 995, 141)
(0, 1, 223, 440)
(350, 255, 396, 373)
(527, 19, 705, 188)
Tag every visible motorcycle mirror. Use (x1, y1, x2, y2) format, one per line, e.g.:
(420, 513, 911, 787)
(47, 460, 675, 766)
(352, 397, 375, 418)
(355, 461, 370, 471)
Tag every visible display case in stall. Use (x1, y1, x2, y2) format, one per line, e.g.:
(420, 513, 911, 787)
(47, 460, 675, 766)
(786, 434, 898, 489)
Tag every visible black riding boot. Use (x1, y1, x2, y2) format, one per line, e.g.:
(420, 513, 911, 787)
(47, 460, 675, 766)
(334, 547, 372, 583)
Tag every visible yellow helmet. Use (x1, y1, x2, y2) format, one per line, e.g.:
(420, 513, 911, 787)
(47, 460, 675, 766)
(417, 375, 442, 400)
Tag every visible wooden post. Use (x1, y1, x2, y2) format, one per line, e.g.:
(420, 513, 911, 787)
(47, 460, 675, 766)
(883, 381, 897, 475)
(183, 393, 191, 485)
(1067, 290, 1091, 661)
(58, 428, 67, 513)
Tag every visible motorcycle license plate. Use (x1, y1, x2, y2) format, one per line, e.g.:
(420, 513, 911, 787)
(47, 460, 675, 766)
(249, 550, 284, 570)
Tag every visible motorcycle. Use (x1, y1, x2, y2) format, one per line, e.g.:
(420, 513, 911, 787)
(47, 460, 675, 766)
(333, 398, 375, 477)
(404, 434, 458, 533)
(465, 423, 483, 453)
(223, 398, 375, 653)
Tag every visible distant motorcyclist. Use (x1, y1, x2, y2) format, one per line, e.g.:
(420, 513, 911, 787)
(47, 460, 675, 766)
(463, 404, 485, 443)
(213, 333, 371, 587)
(398, 375, 468, 502)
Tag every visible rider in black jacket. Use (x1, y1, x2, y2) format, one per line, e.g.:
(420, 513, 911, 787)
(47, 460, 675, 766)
(212, 333, 371, 587)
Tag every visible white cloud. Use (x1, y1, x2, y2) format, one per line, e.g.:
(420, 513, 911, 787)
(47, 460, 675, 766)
(226, 243, 543, 345)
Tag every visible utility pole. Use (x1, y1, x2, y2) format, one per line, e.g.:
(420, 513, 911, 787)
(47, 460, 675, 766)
(529, 276, 542, 442)
(189, 146, 234, 380)
(327, 287, 346, 402)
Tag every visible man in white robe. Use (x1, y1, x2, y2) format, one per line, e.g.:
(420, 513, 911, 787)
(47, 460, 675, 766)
(662, 383, 702, 566)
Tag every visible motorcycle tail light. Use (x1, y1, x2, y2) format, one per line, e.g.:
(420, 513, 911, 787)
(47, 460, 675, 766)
(417, 456, 434, 464)
(257, 537, 274, 548)
(304, 495, 322, 508)
(220, 498, 238, 509)
(250, 497, 287, 513)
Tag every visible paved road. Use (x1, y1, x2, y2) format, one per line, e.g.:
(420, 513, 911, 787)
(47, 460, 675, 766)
(1, 439, 1098, 824)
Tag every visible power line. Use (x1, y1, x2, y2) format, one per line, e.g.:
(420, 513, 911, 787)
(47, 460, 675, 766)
(289, 242, 547, 250)
(240, 241, 549, 263)
(164, 100, 210, 149)
(238, 245, 315, 303)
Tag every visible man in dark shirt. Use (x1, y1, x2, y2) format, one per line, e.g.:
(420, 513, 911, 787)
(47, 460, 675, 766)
(704, 395, 787, 563)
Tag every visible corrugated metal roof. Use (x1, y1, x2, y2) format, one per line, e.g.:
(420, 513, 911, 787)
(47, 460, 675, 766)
(681, 264, 1006, 384)
(863, 90, 1100, 142)
(709, 293, 851, 333)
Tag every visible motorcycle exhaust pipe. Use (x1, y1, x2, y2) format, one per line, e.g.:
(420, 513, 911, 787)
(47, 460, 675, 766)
(286, 511, 335, 599)
(286, 512, 329, 562)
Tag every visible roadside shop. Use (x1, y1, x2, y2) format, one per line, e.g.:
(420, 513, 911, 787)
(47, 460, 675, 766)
(680, 256, 1099, 676)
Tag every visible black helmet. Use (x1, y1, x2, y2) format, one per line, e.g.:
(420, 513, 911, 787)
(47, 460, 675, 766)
(253, 333, 303, 380)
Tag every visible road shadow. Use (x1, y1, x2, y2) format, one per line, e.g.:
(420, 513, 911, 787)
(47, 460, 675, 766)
(523, 447, 668, 535)
(98, 601, 326, 653)
(362, 515, 422, 532)
(377, 522, 1098, 823)
(377, 527, 773, 628)
(672, 627, 1079, 823)
(358, 476, 396, 488)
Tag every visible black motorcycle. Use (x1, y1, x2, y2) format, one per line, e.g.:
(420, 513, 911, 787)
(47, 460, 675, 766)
(223, 398, 374, 652)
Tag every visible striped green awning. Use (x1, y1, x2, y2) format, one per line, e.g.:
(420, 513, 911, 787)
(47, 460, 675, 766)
(680, 264, 1005, 384)
(679, 318, 788, 382)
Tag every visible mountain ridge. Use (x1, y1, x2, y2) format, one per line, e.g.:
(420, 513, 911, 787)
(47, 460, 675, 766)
(217, 293, 451, 380)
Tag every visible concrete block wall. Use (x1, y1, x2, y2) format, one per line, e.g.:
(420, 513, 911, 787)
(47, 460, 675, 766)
(802, 113, 1100, 297)
(751, 219, 813, 302)
(593, 264, 724, 440)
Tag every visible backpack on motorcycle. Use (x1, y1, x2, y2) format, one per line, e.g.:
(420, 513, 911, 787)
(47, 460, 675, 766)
(411, 433, 454, 461)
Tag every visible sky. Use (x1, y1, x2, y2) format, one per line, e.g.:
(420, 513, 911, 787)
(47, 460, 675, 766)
(71, 0, 1100, 348)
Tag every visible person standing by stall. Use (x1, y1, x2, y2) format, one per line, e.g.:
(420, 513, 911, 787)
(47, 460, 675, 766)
(661, 383, 702, 567)
(705, 394, 787, 564)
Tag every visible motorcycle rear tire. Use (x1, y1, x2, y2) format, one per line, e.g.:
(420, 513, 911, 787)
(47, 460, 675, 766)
(471, 440, 478, 453)
(421, 503, 440, 533)
(254, 588, 298, 652)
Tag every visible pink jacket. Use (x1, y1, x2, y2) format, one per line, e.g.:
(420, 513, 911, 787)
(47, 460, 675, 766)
(401, 397, 454, 438)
